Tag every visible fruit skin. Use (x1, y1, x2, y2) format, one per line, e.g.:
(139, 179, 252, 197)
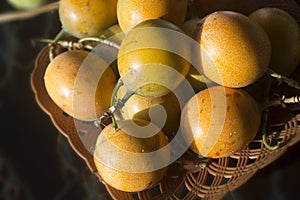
(196, 11, 271, 88)
(7, 0, 47, 10)
(94, 119, 169, 192)
(181, 86, 261, 158)
(249, 7, 300, 76)
(117, 0, 188, 32)
(118, 19, 190, 97)
(44, 50, 116, 121)
(117, 86, 181, 138)
(59, 0, 118, 38)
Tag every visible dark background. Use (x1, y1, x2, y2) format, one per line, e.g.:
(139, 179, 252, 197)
(1, 1, 300, 200)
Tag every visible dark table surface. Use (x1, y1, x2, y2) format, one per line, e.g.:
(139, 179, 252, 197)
(1, 1, 300, 200)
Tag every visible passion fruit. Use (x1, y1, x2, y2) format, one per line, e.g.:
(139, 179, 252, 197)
(94, 119, 169, 192)
(44, 50, 117, 121)
(249, 7, 300, 76)
(117, 0, 188, 32)
(195, 11, 271, 88)
(118, 19, 190, 97)
(117, 86, 181, 138)
(59, 0, 118, 38)
(181, 86, 261, 158)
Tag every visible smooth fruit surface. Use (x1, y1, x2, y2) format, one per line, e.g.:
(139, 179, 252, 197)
(249, 7, 300, 76)
(117, 0, 188, 32)
(118, 19, 190, 97)
(196, 11, 271, 88)
(117, 86, 181, 137)
(94, 119, 169, 192)
(44, 50, 116, 121)
(59, 0, 118, 38)
(181, 86, 261, 158)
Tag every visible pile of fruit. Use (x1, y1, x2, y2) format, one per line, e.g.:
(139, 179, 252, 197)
(39, 0, 300, 194)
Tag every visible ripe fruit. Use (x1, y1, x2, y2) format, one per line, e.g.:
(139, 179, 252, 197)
(117, 0, 188, 32)
(44, 50, 117, 121)
(117, 86, 181, 137)
(94, 119, 169, 192)
(190, 0, 263, 18)
(59, 0, 118, 38)
(195, 11, 271, 88)
(7, 0, 47, 10)
(181, 86, 261, 158)
(118, 19, 190, 97)
(249, 7, 300, 76)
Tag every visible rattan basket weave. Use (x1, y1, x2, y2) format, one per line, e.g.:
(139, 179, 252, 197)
(31, 1, 300, 199)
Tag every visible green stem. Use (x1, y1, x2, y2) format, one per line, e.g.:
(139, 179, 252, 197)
(267, 69, 300, 90)
(262, 111, 282, 150)
(110, 79, 124, 130)
(33, 38, 54, 44)
(110, 85, 135, 131)
(52, 29, 68, 44)
(94, 79, 135, 130)
(110, 79, 124, 107)
(78, 37, 120, 49)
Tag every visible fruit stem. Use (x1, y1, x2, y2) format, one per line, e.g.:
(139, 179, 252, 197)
(52, 29, 68, 44)
(110, 78, 125, 130)
(268, 69, 300, 90)
(78, 37, 120, 50)
(110, 85, 135, 130)
(94, 78, 135, 131)
(260, 95, 300, 111)
(110, 78, 124, 107)
(262, 111, 282, 150)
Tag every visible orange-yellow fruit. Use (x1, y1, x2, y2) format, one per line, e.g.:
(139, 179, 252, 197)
(117, 86, 181, 137)
(181, 86, 261, 158)
(190, 0, 263, 18)
(118, 19, 190, 97)
(44, 50, 116, 121)
(117, 0, 188, 32)
(59, 0, 117, 38)
(196, 11, 271, 88)
(249, 7, 300, 76)
(94, 119, 169, 192)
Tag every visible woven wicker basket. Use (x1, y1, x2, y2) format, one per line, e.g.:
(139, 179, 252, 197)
(31, 1, 300, 199)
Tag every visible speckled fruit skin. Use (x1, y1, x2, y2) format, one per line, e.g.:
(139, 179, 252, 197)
(181, 86, 261, 158)
(59, 0, 118, 38)
(117, 0, 188, 32)
(196, 11, 271, 88)
(44, 50, 116, 121)
(94, 119, 169, 192)
(249, 7, 300, 76)
(118, 19, 191, 97)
